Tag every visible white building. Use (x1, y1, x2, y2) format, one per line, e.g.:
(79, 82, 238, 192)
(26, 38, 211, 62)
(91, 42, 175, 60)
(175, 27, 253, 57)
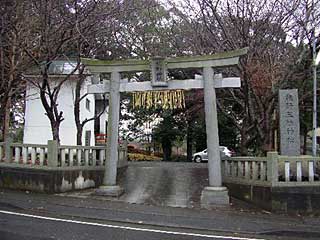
(23, 61, 108, 146)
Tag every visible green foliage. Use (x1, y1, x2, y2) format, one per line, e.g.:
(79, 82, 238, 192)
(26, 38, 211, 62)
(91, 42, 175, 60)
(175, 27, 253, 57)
(13, 127, 24, 142)
(153, 111, 186, 161)
(191, 117, 207, 152)
(218, 113, 239, 149)
(185, 109, 239, 153)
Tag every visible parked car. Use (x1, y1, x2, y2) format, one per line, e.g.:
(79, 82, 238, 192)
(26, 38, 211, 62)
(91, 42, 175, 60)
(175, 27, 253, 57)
(192, 146, 233, 163)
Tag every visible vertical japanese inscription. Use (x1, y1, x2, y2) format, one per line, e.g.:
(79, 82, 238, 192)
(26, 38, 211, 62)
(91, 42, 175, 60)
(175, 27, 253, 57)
(151, 57, 168, 87)
(279, 89, 300, 156)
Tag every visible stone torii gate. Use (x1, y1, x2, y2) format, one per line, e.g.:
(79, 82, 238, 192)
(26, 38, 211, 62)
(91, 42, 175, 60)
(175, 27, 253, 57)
(83, 48, 247, 207)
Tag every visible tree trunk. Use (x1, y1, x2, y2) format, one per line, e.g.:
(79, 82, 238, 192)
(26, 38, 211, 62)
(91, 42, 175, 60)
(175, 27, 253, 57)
(0, 13, 5, 142)
(186, 120, 193, 162)
(3, 97, 11, 141)
(0, 99, 6, 141)
(162, 140, 172, 161)
(74, 73, 84, 146)
(76, 125, 83, 145)
(51, 121, 60, 143)
(240, 128, 248, 155)
(262, 120, 273, 153)
(38, 71, 63, 144)
(303, 129, 308, 155)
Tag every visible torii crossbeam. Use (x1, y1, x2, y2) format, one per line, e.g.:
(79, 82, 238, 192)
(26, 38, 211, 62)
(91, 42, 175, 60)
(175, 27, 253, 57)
(82, 48, 248, 207)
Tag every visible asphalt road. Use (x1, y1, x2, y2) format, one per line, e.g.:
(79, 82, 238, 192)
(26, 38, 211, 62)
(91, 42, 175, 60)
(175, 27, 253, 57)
(0, 210, 266, 240)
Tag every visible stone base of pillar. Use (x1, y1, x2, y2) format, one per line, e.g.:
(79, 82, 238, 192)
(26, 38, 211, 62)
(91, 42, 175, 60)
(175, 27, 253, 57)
(201, 186, 229, 208)
(94, 185, 124, 197)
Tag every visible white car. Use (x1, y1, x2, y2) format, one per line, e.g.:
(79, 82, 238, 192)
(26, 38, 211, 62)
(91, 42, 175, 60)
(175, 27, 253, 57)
(193, 146, 233, 163)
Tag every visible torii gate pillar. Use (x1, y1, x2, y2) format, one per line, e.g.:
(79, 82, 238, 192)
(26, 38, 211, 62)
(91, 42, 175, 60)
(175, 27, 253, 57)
(95, 71, 124, 196)
(201, 67, 229, 207)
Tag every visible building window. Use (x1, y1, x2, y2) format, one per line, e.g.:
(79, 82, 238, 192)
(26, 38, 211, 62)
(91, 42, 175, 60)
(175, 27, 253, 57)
(86, 98, 90, 111)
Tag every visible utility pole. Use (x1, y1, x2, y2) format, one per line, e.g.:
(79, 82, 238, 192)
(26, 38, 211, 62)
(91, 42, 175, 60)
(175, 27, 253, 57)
(312, 32, 318, 157)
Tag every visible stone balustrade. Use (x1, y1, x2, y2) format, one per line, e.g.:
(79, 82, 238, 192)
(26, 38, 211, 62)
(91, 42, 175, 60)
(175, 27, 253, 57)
(0, 139, 128, 169)
(10, 143, 48, 166)
(222, 156, 269, 186)
(0, 139, 128, 193)
(58, 142, 127, 168)
(277, 155, 320, 186)
(222, 152, 320, 187)
(58, 145, 105, 167)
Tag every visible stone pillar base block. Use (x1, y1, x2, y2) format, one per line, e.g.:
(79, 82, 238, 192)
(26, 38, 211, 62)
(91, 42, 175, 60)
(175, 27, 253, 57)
(201, 186, 229, 208)
(94, 185, 124, 197)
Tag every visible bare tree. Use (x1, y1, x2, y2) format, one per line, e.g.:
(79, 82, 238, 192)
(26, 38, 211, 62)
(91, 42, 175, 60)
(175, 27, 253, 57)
(0, 0, 31, 141)
(167, 0, 320, 155)
(70, 0, 121, 145)
(22, 0, 104, 143)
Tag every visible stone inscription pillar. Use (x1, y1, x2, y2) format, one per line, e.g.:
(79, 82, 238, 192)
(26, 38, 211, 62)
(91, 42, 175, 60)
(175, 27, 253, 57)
(279, 89, 300, 156)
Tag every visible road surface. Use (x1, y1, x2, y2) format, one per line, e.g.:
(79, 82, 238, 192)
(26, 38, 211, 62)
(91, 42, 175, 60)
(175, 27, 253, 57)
(0, 210, 266, 240)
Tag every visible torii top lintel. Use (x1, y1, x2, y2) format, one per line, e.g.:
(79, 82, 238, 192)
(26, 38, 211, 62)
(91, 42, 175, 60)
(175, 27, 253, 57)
(81, 48, 248, 74)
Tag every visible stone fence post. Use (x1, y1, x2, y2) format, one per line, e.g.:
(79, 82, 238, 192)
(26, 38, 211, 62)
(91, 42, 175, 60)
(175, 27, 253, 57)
(267, 151, 279, 186)
(123, 140, 128, 162)
(47, 140, 58, 167)
(117, 140, 128, 168)
(4, 137, 13, 163)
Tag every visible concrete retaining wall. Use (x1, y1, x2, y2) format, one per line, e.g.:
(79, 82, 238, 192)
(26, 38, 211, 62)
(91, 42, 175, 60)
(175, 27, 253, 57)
(0, 166, 104, 193)
(226, 182, 320, 214)
(0, 166, 126, 193)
